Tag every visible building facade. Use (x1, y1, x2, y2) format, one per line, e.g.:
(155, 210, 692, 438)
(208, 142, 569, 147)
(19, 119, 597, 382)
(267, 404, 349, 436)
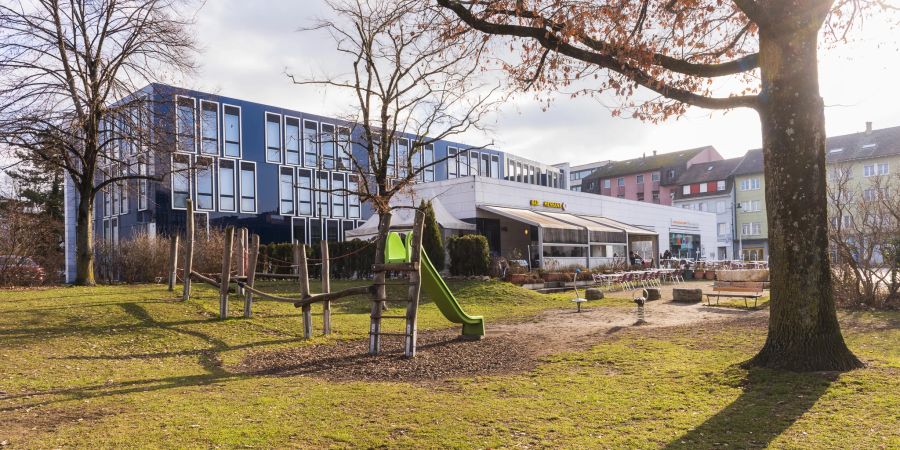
(580, 146, 722, 205)
(671, 157, 743, 260)
(554, 160, 610, 192)
(63, 83, 568, 281)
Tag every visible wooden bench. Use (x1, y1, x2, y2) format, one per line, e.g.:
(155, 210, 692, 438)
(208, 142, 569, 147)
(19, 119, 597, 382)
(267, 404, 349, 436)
(705, 283, 764, 307)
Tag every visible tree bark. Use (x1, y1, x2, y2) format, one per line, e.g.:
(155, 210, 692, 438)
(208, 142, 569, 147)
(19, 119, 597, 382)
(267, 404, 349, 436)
(74, 183, 96, 286)
(749, 22, 863, 371)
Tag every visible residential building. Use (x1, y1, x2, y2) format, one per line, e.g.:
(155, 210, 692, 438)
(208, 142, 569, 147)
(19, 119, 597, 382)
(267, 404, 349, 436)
(580, 146, 722, 205)
(554, 160, 610, 192)
(62, 83, 566, 282)
(671, 157, 743, 260)
(731, 149, 767, 261)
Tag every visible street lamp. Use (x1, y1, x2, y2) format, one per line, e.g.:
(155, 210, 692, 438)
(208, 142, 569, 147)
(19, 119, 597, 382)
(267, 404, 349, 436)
(735, 202, 743, 261)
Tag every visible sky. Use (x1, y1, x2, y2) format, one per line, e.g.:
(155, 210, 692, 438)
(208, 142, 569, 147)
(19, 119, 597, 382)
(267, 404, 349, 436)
(188, 1, 900, 166)
(0, 2, 892, 192)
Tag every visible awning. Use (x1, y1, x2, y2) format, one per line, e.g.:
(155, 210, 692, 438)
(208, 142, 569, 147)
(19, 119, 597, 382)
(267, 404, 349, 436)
(580, 215, 658, 236)
(345, 196, 475, 240)
(535, 211, 623, 233)
(478, 205, 582, 230)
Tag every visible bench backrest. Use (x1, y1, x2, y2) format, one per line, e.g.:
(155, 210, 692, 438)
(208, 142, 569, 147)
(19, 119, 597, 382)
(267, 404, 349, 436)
(711, 287, 762, 294)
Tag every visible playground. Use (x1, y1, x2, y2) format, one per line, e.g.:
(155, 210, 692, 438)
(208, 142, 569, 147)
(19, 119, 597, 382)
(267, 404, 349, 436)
(1, 275, 898, 448)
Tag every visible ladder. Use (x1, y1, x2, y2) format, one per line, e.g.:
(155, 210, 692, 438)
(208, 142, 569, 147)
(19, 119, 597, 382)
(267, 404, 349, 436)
(368, 210, 425, 358)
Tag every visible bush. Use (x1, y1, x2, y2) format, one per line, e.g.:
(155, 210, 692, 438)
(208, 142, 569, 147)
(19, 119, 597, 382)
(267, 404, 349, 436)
(257, 239, 376, 279)
(420, 201, 445, 272)
(448, 234, 490, 276)
(95, 231, 169, 283)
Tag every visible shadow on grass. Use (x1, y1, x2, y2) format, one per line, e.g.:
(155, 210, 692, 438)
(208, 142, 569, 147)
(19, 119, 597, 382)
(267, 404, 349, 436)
(664, 367, 836, 449)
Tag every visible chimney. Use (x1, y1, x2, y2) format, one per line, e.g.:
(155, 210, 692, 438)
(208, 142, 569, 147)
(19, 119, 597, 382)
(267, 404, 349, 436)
(642, 152, 646, 159)
(866, 121, 873, 134)
(653, 150, 657, 156)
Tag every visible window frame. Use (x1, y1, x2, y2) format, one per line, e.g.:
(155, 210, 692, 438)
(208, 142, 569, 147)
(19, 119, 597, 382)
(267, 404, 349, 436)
(194, 155, 216, 211)
(199, 99, 220, 156)
(297, 168, 314, 216)
(331, 172, 346, 218)
(239, 160, 258, 213)
(321, 123, 337, 170)
(218, 158, 238, 212)
(170, 153, 192, 210)
(284, 115, 302, 165)
(448, 147, 459, 178)
(265, 112, 283, 164)
(222, 103, 243, 158)
(303, 119, 319, 168)
(337, 126, 352, 171)
(279, 165, 296, 216)
(174, 95, 197, 154)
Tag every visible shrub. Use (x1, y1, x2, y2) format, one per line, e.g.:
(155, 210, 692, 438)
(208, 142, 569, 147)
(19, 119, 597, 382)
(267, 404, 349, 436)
(95, 231, 169, 283)
(420, 201, 446, 272)
(448, 234, 490, 276)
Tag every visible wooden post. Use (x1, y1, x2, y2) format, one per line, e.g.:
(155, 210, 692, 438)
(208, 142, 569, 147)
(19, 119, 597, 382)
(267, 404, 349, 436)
(181, 199, 195, 301)
(243, 234, 260, 318)
(220, 226, 235, 319)
(404, 211, 426, 357)
(236, 228, 246, 295)
(369, 212, 392, 354)
(321, 240, 331, 335)
(296, 244, 313, 338)
(167, 234, 179, 292)
(292, 245, 302, 276)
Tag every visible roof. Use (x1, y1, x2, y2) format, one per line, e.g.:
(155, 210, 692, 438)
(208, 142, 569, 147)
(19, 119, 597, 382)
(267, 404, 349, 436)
(583, 146, 715, 181)
(675, 157, 743, 185)
(732, 148, 764, 176)
(345, 196, 475, 239)
(824, 125, 900, 164)
(479, 205, 582, 230)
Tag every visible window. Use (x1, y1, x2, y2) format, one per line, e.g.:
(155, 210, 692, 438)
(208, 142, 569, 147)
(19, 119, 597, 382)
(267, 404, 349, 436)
(325, 219, 340, 242)
(716, 201, 726, 213)
(742, 222, 761, 236)
(636, 192, 644, 201)
(175, 96, 196, 153)
(490, 155, 499, 179)
(717, 180, 726, 191)
(342, 220, 356, 240)
(740, 179, 749, 191)
(332, 173, 345, 218)
(667, 169, 676, 179)
(470, 151, 480, 176)
(864, 164, 875, 177)
(424, 144, 435, 182)
(448, 147, 458, 178)
(171, 153, 191, 209)
(218, 159, 236, 212)
(740, 200, 761, 212)
(138, 162, 149, 211)
(683, 185, 690, 195)
(309, 218, 322, 244)
(603, 179, 611, 189)
(515, 162, 523, 182)
(652, 172, 660, 182)
(118, 178, 128, 215)
(195, 156, 215, 211)
(878, 163, 889, 175)
(298, 169, 313, 216)
(397, 138, 410, 178)
(636, 174, 644, 184)
(459, 150, 470, 176)
(617, 177, 625, 187)
(652, 191, 660, 203)
(265, 113, 282, 163)
(529, 166, 536, 185)
(752, 222, 761, 235)
(751, 178, 760, 190)
(337, 126, 352, 170)
(111, 217, 119, 244)
(863, 188, 877, 201)
(279, 167, 295, 215)
(348, 174, 361, 218)
(303, 120, 319, 167)
(699, 183, 708, 193)
(506, 159, 515, 181)
(717, 223, 728, 235)
(200, 101, 218, 155)
(223, 105, 241, 157)
(293, 218, 307, 245)
(321, 124, 336, 170)
(285, 117, 301, 165)
(239, 161, 256, 213)
(481, 153, 490, 177)
(316, 171, 330, 216)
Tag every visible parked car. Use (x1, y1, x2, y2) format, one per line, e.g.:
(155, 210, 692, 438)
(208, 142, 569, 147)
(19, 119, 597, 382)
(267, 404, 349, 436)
(0, 256, 46, 286)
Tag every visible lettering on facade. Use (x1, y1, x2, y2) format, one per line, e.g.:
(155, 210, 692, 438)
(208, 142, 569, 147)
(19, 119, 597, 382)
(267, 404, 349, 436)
(530, 199, 566, 210)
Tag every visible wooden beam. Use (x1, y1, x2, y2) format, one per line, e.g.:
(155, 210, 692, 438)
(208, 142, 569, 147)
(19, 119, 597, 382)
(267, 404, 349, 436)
(321, 240, 332, 335)
(405, 210, 426, 358)
(243, 234, 260, 318)
(219, 226, 235, 319)
(167, 234, 179, 292)
(296, 244, 313, 338)
(181, 200, 195, 301)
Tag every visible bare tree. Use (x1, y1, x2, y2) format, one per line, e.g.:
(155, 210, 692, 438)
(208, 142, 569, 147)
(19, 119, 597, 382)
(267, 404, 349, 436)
(828, 165, 900, 309)
(0, 0, 198, 285)
(435, 0, 899, 371)
(291, 0, 502, 250)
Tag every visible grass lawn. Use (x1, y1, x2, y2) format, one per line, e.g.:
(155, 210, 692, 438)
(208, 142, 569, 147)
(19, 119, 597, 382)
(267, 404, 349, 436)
(0, 280, 897, 448)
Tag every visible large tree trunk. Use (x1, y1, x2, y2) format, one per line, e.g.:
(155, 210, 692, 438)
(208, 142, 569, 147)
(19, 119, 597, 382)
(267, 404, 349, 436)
(749, 22, 863, 371)
(74, 185, 96, 286)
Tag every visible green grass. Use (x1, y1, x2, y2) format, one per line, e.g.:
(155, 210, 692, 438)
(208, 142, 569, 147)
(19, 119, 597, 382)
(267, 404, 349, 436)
(0, 281, 896, 448)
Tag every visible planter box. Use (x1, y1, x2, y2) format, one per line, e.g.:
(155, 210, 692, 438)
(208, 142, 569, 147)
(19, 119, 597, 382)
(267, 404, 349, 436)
(716, 269, 769, 282)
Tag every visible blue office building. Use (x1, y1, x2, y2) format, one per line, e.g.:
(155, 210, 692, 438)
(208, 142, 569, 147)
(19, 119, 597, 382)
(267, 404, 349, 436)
(63, 83, 566, 281)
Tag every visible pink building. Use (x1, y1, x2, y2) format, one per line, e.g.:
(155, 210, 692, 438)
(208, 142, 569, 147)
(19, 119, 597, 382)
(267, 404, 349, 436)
(581, 146, 722, 205)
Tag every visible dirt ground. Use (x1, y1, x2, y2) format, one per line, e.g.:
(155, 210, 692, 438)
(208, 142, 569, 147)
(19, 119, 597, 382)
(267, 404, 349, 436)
(237, 282, 768, 382)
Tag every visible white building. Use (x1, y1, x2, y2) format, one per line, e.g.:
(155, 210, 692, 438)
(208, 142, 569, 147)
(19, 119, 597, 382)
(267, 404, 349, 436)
(350, 176, 717, 269)
(554, 160, 610, 192)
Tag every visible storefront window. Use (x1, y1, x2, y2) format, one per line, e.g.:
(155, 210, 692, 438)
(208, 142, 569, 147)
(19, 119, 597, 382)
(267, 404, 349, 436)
(670, 233, 701, 259)
(542, 245, 586, 258)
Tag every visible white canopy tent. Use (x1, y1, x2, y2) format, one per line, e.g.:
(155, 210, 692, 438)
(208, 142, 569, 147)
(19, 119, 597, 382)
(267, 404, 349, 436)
(345, 196, 475, 240)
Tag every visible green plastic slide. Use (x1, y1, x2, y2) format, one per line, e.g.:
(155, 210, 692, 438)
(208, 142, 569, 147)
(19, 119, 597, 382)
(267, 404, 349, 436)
(383, 232, 485, 337)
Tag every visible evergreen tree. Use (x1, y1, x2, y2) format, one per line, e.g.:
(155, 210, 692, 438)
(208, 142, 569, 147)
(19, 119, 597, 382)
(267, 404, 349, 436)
(7, 152, 64, 220)
(420, 200, 445, 272)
